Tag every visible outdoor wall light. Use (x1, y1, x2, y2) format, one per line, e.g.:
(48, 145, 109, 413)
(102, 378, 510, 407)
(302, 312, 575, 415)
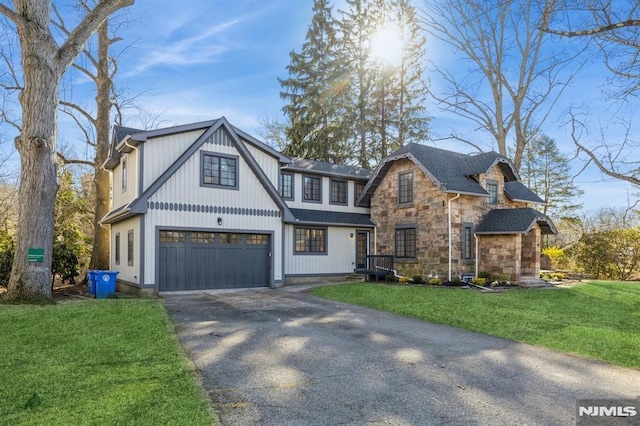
(217, 217, 223, 226)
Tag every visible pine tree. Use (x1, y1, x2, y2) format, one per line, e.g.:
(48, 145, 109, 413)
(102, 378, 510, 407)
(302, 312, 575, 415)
(339, 0, 377, 167)
(278, 0, 430, 167)
(279, 0, 349, 163)
(520, 133, 583, 218)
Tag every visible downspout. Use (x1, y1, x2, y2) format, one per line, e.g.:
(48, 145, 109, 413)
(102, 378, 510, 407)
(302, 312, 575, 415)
(448, 193, 461, 281)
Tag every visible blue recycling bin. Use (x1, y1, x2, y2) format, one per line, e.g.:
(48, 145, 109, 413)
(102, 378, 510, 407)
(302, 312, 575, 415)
(94, 271, 119, 299)
(87, 270, 97, 295)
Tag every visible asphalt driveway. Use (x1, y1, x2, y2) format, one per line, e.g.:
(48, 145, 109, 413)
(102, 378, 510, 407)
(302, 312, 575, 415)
(163, 285, 640, 425)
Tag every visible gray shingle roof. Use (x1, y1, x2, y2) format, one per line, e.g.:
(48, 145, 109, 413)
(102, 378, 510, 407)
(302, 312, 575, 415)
(475, 208, 557, 235)
(287, 158, 372, 180)
(393, 143, 520, 195)
(288, 208, 375, 227)
(358, 143, 539, 205)
(504, 181, 544, 203)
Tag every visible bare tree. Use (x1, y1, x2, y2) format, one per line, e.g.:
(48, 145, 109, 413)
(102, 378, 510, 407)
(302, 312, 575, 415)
(543, 1, 640, 190)
(543, 0, 640, 97)
(420, 0, 583, 170)
(0, 0, 133, 303)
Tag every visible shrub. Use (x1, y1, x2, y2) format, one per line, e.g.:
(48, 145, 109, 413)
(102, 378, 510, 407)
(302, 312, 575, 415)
(428, 277, 442, 285)
(0, 232, 14, 288)
(550, 272, 565, 281)
(542, 246, 569, 270)
(450, 276, 462, 285)
(472, 277, 486, 286)
(398, 276, 410, 284)
(477, 271, 492, 281)
(412, 275, 424, 284)
(576, 228, 640, 280)
(51, 242, 79, 285)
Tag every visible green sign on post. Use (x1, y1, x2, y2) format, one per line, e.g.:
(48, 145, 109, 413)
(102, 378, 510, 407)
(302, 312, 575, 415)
(27, 248, 44, 263)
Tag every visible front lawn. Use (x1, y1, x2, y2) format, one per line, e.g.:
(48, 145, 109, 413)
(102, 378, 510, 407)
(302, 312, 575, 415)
(313, 281, 640, 369)
(0, 299, 216, 425)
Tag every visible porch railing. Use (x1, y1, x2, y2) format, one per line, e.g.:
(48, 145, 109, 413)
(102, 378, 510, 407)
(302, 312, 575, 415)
(355, 255, 395, 281)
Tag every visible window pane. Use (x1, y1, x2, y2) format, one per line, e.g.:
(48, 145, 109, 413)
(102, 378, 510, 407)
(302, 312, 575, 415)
(191, 232, 215, 244)
(219, 233, 243, 244)
(160, 231, 186, 243)
(331, 180, 347, 204)
(486, 183, 497, 204)
(464, 226, 472, 259)
(280, 173, 293, 199)
(303, 176, 321, 201)
(202, 154, 236, 187)
(295, 227, 325, 253)
(247, 234, 269, 245)
(395, 228, 416, 258)
(399, 172, 413, 203)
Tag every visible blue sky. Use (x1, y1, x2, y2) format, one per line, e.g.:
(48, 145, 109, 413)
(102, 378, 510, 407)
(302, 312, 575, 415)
(56, 0, 637, 214)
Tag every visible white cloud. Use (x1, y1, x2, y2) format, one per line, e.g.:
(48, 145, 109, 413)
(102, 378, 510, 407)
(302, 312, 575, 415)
(128, 18, 245, 74)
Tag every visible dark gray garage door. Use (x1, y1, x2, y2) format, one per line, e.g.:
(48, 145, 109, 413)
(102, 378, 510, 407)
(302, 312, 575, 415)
(158, 231, 270, 291)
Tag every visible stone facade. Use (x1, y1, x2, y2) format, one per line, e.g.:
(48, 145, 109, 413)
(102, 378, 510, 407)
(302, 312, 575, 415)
(370, 157, 541, 282)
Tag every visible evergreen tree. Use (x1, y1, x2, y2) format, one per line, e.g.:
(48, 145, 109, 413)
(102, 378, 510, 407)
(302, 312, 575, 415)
(278, 0, 430, 167)
(520, 133, 583, 218)
(339, 0, 378, 167)
(279, 0, 350, 163)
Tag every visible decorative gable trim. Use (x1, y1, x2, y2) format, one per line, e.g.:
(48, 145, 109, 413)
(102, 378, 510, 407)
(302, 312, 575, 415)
(101, 117, 293, 225)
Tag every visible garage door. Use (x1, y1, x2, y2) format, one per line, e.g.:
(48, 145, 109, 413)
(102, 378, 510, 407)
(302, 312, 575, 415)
(158, 231, 270, 291)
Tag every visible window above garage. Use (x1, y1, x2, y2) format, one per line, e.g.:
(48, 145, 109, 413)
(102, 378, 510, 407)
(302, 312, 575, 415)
(201, 151, 239, 190)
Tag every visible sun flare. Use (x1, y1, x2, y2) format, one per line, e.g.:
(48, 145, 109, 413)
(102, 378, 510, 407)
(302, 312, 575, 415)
(370, 25, 404, 66)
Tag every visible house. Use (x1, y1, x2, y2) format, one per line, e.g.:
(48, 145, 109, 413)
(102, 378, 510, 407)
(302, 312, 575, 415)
(357, 143, 556, 282)
(101, 117, 373, 294)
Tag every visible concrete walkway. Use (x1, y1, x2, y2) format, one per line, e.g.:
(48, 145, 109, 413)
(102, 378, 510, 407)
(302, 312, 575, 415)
(163, 286, 640, 425)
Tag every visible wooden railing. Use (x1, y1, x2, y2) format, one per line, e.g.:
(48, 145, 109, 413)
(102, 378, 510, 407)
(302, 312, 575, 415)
(355, 255, 395, 281)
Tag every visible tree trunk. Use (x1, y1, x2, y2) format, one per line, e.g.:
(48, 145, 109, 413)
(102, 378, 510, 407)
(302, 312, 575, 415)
(2, 0, 134, 302)
(6, 4, 62, 302)
(89, 19, 112, 271)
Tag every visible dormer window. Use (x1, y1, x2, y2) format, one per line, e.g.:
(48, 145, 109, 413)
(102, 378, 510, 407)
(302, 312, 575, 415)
(486, 180, 498, 204)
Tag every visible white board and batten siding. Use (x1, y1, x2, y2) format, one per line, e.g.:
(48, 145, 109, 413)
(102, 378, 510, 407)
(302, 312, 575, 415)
(285, 173, 369, 214)
(246, 143, 281, 187)
(142, 129, 206, 191)
(142, 128, 284, 286)
(284, 225, 357, 276)
(112, 148, 139, 209)
(109, 216, 142, 285)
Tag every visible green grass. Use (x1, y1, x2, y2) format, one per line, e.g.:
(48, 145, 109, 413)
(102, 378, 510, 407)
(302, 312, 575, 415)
(313, 281, 640, 369)
(0, 299, 216, 425)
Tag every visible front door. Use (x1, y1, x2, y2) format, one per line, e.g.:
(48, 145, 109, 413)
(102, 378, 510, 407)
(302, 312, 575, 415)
(356, 231, 369, 270)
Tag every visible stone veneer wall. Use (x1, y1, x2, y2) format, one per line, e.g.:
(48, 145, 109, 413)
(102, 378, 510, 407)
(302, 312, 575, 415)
(477, 234, 521, 281)
(370, 157, 535, 280)
(520, 225, 541, 276)
(371, 159, 448, 278)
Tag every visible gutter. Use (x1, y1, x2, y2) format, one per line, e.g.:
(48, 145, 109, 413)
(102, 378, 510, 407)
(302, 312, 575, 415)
(447, 193, 461, 281)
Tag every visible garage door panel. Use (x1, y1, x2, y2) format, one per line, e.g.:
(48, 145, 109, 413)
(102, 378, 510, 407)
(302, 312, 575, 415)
(159, 246, 187, 291)
(159, 231, 269, 291)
